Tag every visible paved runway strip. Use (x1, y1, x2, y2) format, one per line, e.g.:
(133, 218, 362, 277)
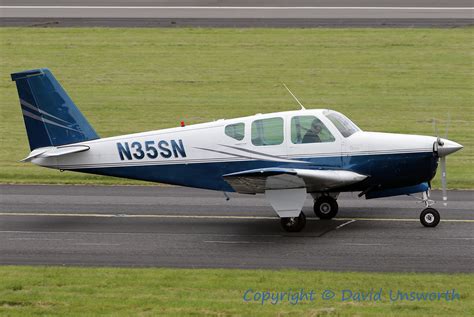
(3, 6, 472, 19)
(0, 184, 473, 272)
(1, 0, 472, 27)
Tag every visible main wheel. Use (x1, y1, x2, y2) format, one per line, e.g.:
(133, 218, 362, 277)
(420, 208, 440, 227)
(281, 212, 306, 232)
(314, 196, 338, 219)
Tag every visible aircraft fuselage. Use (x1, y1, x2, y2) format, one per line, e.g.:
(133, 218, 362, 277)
(32, 109, 448, 194)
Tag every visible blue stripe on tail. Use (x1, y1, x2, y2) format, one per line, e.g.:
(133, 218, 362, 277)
(11, 68, 99, 150)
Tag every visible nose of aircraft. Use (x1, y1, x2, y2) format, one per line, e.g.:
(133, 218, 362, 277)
(436, 138, 463, 157)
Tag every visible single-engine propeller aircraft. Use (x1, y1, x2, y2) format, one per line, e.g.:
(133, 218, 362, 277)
(12, 69, 463, 232)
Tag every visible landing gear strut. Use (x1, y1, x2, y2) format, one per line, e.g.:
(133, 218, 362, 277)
(419, 191, 440, 227)
(313, 196, 338, 219)
(281, 212, 306, 232)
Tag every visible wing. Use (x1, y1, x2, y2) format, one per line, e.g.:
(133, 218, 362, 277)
(223, 167, 367, 194)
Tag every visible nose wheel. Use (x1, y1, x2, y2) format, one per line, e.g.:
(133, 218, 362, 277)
(314, 196, 338, 219)
(281, 212, 306, 232)
(418, 190, 440, 227)
(420, 208, 440, 227)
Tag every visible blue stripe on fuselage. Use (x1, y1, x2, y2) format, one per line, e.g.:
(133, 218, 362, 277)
(71, 152, 437, 193)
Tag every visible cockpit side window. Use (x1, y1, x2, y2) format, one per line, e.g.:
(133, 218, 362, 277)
(325, 111, 360, 138)
(251, 117, 284, 146)
(291, 116, 335, 144)
(225, 123, 245, 141)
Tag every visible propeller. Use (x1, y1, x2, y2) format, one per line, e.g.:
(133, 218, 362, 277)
(432, 115, 452, 206)
(440, 155, 447, 205)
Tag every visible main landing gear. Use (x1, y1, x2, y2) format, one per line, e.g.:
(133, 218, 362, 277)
(279, 193, 339, 232)
(313, 195, 339, 219)
(281, 212, 306, 232)
(419, 191, 440, 227)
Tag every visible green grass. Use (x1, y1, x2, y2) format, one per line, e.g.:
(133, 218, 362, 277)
(0, 28, 472, 187)
(0, 266, 472, 316)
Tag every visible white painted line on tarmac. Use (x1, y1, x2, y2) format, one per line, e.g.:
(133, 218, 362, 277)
(342, 243, 390, 246)
(0, 212, 473, 223)
(8, 237, 66, 241)
(336, 219, 356, 229)
(0, 212, 277, 220)
(438, 237, 474, 240)
(335, 217, 474, 223)
(74, 242, 121, 246)
(3, 6, 471, 19)
(204, 240, 274, 244)
(0, 230, 283, 237)
(1, 6, 473, 10)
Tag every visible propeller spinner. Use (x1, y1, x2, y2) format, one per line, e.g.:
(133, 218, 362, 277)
(432, 137, 463, 205)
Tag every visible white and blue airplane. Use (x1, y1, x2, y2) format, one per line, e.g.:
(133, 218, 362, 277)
(12, 69, 463, 232)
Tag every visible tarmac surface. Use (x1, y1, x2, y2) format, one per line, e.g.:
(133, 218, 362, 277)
(1, 0, 472, 27)
(1, 184, 473, 272)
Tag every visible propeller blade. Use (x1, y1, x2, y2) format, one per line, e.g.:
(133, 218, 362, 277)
(432, 118, 439, 137)
(440, 156, 447, 206)
(444, 112, 451, 139)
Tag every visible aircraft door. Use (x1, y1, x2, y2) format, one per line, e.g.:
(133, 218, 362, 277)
(287, 115, 342, 168)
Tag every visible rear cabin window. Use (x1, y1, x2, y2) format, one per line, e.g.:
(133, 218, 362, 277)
(291, 116, 335, 144)
(225, 123, 245, 141)
(251, 117, 284, 146)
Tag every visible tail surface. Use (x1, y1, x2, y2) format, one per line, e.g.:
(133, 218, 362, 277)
(11, 68, 99, 150)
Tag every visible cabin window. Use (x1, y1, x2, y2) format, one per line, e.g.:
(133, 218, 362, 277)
(251, 117, 284, 146)
(225, 123, 245, 141)
(291, 116, 335, 144)
(325, 111, 360, 137)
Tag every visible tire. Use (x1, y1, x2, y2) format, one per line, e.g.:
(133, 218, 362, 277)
(420, 208, 440, 227)
(314, 196, 338, 219)
(281, 212, 306, 232)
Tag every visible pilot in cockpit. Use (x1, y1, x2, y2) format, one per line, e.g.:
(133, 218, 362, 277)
(302, 119, 322, 143)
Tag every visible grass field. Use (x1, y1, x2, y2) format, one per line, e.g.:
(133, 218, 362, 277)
(0, 28, 472, 187)
(0, 266, 472, 316)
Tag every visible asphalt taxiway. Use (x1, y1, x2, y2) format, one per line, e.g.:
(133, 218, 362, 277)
(0, 184, 472, 272)
(1, 0, 472, 27)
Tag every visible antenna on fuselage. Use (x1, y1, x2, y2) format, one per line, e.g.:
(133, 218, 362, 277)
(283, 83, 306, 110)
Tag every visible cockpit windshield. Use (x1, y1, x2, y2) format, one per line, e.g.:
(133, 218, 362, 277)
(324, 111, 361, 137)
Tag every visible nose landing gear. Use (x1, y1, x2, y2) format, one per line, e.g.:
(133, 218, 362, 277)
(420, 208, 440, 227)
(419, 190, 440, 227)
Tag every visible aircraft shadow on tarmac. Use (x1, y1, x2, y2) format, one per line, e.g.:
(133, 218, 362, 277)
(6, 215, 350, 238)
